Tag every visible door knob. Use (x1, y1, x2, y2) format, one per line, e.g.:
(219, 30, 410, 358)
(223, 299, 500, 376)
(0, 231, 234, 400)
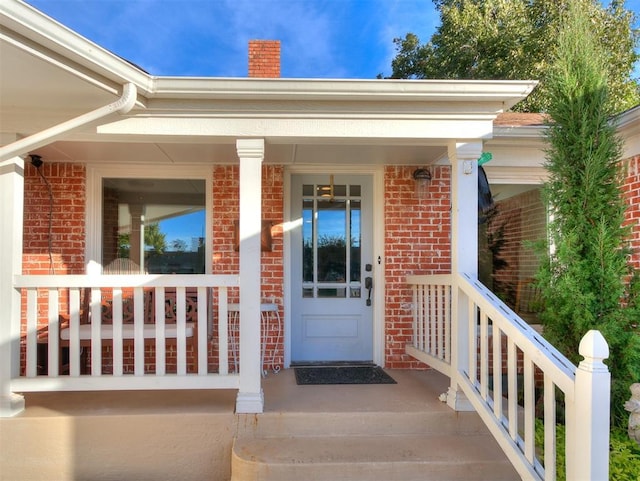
(365, 277, 373, 306)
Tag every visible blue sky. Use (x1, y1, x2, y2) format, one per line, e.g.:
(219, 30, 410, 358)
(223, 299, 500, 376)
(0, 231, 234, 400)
(26, 0, 440, 79)
(159, 210, 204, 251)
(24, 0, 640, 79)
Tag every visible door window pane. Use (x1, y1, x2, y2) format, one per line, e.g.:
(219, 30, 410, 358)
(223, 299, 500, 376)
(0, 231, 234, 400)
(317, 199, 346, 283)
(350, 200, 361, 283)
(318, 287, 346, 298)
(301, 181, 362, 298)
(302, 199, 314, 283)
(102, 178, 206, 274)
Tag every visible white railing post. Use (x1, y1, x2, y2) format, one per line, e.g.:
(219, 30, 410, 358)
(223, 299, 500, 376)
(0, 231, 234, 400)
(566, 330, 610, 480)
(446, 281, 473, 411)
(235, 139, 265, 414)
(446, 141, 482, 412)
(0, 156, 26, 417)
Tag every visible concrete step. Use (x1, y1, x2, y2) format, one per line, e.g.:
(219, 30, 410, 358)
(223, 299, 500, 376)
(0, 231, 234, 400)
(231, 433, 520, 481)
(236, 409, 489, 438)
(231, 370, 520, 481)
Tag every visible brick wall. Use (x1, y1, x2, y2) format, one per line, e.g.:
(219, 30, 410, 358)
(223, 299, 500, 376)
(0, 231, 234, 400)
(622, 154, 640, 270)
(248, 40, 280, 78)
(23, 161, 86, 321)
(211, 164, 284, 372)
(23, 162, 86, 275)
(22, 162, 86, 371)
(489, 188, 546, 307)
(384, 165, 451, 368)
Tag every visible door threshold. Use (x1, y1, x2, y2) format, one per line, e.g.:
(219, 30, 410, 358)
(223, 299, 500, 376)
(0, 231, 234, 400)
(291, 361, 375, 368)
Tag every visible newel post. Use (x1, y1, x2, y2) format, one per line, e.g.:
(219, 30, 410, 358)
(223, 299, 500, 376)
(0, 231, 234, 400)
(446, 141, 482, 412)
(566, 330, 610, 480)
(235, 139, 265, 414)
(0, 157, 26, 417)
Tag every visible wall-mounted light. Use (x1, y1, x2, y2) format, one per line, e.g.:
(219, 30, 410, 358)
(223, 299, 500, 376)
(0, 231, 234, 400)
(318, 174, 335, 200)
(29, 154, 43, 168)
(412, 168, 432, 199)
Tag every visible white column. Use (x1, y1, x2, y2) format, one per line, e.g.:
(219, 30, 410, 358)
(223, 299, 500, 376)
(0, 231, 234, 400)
(128, 204, 145, 269)
(235, 139, 264, 414)
(566, 330, 610, 480)
(447, 141, 482, 411)
(450, 141, 482, 276)
(0, 157, 26, 417)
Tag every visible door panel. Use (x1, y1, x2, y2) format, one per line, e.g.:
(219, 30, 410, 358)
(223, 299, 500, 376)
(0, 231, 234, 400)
(291, 174, 373, 362)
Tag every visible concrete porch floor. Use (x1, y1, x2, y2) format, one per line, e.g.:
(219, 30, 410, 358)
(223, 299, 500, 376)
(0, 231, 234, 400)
(1, 369, 518, 481)
(13, 368, 451, 415)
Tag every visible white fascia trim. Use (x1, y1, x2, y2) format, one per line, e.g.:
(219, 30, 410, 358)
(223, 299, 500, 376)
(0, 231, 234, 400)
(483, 166, 548, 185)
(493, 125, 546, 139)
(1, 0, 152, 95)
(151, 77, 538, 105)
(614, 105, 640, 138)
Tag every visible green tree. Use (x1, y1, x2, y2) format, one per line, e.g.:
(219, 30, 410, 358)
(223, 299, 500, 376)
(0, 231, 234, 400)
(117, 222, 167, 257)
(389, 0, 639, 113)
(144, 223, 166, 254)
(538, 0, 640, 427)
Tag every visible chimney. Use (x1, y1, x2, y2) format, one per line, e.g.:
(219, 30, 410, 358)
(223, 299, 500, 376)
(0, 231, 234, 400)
(248, 40, 281, 78)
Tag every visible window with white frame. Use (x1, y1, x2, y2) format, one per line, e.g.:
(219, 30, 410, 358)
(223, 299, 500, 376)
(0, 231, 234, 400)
(88, 168, 211, 275)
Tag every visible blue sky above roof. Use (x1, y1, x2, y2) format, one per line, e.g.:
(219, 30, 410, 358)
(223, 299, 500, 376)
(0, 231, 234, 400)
(25, 0, 640, 79)
(25, 0, 439, 79)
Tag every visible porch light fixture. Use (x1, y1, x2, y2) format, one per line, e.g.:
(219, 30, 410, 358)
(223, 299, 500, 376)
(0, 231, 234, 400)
(412, 168, 432, 199)
(319, 174, 335, 200)
(30, 154, 43, 168)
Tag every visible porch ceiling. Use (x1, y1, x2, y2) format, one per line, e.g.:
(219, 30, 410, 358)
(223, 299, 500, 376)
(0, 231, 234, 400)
(27, 139, 448, 166)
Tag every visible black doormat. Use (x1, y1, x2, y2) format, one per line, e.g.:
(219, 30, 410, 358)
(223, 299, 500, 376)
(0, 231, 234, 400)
(294, 365, 396, 385)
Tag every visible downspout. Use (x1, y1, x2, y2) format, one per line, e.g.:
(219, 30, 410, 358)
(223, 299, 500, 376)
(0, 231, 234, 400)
(0, 82, 137, 162)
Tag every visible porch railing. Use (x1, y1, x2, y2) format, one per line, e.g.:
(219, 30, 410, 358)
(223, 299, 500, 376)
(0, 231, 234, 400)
(12, 274, 239, 392)
(406, 273, 610, 481)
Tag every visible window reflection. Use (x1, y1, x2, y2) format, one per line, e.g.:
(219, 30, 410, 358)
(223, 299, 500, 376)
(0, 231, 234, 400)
(317, 200, 346, 283)
(301, 182, 362, 299)
(103, 178, 206, 274)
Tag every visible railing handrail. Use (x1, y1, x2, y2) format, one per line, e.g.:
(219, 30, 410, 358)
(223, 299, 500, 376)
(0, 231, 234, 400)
(14, 273, 239, 289)
(406, 274, 452, 285)
(14, 273, 241, 389)
(405, 272, 576, 395)
(456, 272, 576, 397)
(405, 272, 611, 481)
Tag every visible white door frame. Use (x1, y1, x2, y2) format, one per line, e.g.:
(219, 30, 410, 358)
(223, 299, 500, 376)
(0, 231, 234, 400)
(283, 164, 385, 367)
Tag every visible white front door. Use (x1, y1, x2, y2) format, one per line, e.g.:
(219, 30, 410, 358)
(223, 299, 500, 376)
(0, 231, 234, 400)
(290, 174, 374, 362)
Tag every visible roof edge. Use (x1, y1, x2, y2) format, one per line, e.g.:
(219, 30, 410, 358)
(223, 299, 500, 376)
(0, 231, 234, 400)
(1, 0, 152, 95)
(149, 77, 538, 105)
